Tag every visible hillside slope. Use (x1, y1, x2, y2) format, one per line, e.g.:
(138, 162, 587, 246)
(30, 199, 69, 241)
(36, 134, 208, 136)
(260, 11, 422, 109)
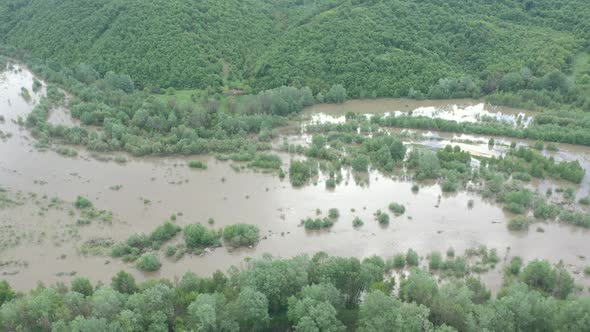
(1, 0, 589, 99)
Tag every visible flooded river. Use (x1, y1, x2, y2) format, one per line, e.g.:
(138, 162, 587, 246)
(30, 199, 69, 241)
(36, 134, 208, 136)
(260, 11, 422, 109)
(1, 65, 589, 291)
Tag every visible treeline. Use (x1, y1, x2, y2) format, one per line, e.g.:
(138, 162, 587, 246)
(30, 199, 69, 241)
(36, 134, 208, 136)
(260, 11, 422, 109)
(1, 0, 589, 110)
(0, 252, 586, 331)
(3, 47, 323, 157)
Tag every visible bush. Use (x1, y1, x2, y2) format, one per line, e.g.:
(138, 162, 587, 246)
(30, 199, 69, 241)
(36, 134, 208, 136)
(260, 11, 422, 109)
(406, 249, 419, 266)
(183, 224, 220, 248)
(74, 196, 92, 209)
(352, 217, 364, 227)
(506, 256, 523, 276)
(351, 154, 370, 172)
(289, 160, 317, 186)
(71, 277, 93, 297)
(150, 222, 181, 243)
(507, 216, 529, 231)
(135, 253, 161, 271)
(376, 211, 389, 225)
(392, 254, 406, 269)
(222, 224, 260, 248)
(165, 245, 177, 257)
(428, 251, 443, 270)
(303, 217, 333, 230)
(579, 196, 590, 205)
(188, 161, 207, 169)
(249, 154, 282, 169)
(388, 202, 405, 216)
(328, 208, 339, 219)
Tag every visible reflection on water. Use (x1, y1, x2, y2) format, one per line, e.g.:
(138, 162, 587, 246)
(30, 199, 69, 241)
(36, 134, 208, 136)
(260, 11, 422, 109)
(305, 98, 533, 128)
(1, 66, 589, 292)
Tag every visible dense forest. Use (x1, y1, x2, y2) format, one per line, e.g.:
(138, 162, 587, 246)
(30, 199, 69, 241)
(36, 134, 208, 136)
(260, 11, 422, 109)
(0, 252, 588, 332)
(1, 0, 590, 109)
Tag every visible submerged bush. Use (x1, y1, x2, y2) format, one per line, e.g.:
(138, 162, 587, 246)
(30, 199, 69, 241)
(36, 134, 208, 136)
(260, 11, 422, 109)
(183, 224, 220, 248)
(352, 217, 364, 228)
(222, 224, 260, 248)
(135, 253, 161, 271)
(508, 216, 529, 231)
(388, 202, 406, 216)
(188, 161, 207, 169)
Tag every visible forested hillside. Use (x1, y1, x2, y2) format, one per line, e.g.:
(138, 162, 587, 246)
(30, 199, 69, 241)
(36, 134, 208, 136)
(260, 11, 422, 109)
(1, 0, 589, 105)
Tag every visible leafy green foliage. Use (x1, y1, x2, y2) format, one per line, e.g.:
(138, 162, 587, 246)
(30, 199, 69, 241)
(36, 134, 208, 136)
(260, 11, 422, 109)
(183, 224, 221, 249)
(135, 253, 162, 271)
(222, 223, 260, 248)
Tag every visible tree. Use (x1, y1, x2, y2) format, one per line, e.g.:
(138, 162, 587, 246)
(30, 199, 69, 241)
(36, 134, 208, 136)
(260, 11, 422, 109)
(234, 287, 270, 331)
(520, 260, 556, 295)
(287, 297, 345, 332)
(71, 277, 93, 297)
(91, 287, 125, 321)
(0, 280, 15, 307)
(187, 293, 238, 332)
(126, 283, 175, 331)
(325, 85, 347, 103)
(111, 271, 138, 294)
(357, 291, 433, 332)
(184, 224, 220, 248)
(399, 268, 438, 306)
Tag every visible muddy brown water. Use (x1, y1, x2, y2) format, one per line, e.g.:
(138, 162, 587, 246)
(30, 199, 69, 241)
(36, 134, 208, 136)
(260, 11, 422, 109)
(1, 66, 589, 292)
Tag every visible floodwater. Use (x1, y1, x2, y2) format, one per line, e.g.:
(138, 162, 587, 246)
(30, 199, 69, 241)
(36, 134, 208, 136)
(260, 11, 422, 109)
(1, 66, 589, 292)
(304, 98, 534, 127)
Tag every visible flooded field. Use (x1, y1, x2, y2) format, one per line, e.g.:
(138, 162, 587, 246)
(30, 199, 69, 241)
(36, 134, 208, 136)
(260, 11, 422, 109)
(1, 65, 589, 291)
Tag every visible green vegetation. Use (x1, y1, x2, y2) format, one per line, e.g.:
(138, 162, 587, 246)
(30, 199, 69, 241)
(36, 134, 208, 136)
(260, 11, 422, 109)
(303, 217, 334, 230)
(222, 223, 260, 248)
(74, 196, 92, 209)
(135, 253, 162, 271)
(388, 202, 406, 216)
(375, 210, 390, 225)
(328, 208, 339, 219)
(3, 0, 590, 112)
(508, 216, 530, 231)
(111, 221, 181, 261)
(352, 217, 363, 228)
(0, 252, 582, 331)
(289, 160, 317, 187)
(188, 161, 207, 169)
(183, 224, 221, 249)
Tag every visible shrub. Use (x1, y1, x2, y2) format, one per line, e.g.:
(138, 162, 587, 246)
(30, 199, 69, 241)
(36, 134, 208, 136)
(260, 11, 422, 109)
(506, 256, 523, 276)
(352, 217, 364, 228)
(328, 208, 339, 219)
(71, 277, 93, 297)
(579, 196, 590, 205)
(303, 217, 333, 230)
(507, 216, 529, 231)
(188, 161, 207, 169)
(150, 222, 181, 243)
(183, 224, 220, 248)
(406, 249, 419, 266)
(135, 253, 161, 271)
(165, 245, 176, 257)
(222, 224, 260, 248)
(428, 251, 443, 270)
(74, 196, 92, 209)
(376, 211, 389, 225)
(392, 254, 406, 269)
(388, 202, 405, 216)
(351, 154, 370, 172)
(249, 154, 282, 169)
(289, 160, 317, 186)
(446, 247, 455, 258)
